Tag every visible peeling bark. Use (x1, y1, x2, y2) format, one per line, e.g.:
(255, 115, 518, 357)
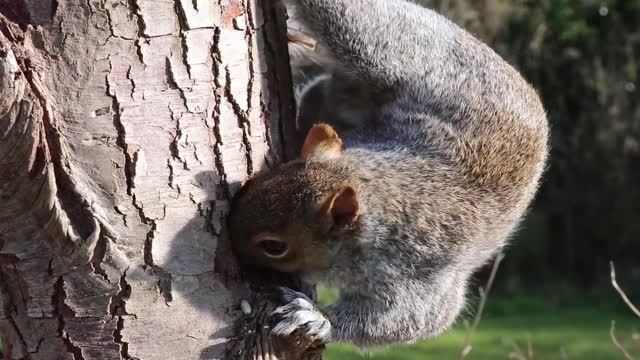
(0, 0, 310, 359)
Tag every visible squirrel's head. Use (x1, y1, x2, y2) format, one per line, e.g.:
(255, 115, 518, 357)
(229, 124, 361, 273)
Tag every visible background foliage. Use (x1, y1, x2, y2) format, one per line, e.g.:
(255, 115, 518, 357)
(417, 0, 640, 292)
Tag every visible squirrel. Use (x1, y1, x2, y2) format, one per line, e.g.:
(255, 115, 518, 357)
(229, 0, 549, 348)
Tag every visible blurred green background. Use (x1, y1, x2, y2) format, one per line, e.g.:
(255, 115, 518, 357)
(326, 0, 640, 358)
(320, 287, 639, 359)
(418, 0, 640, 294)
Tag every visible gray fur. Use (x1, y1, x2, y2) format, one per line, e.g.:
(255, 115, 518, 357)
(231, 0, 548, 348)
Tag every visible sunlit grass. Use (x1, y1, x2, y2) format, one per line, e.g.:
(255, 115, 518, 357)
(319, 287, 640, 359)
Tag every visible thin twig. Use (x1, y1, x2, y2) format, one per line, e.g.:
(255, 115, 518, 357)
(610, 261, 640, 318)
(459, 252, 505, 359)
(559, 346, 569, 360)
(507, 340, 526, 360)
(610, 320, 634, 360)
(506, 336, 534, 360)
(609, 261, 639, 360)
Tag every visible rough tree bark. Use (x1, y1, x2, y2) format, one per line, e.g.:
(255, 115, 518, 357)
(0, 0, 319, 359)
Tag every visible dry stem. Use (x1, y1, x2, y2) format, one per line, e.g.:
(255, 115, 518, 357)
(610, 261, 640, 318)
(610, 320, 634, 360)
(609, 260, 639, 360)
(459, 252, 505, 359)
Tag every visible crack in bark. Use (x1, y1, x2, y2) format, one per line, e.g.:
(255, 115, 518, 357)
(156, 272, 173, 305)
(53, 277, 86, 360)
(224, 66, 254, 175)
(243, 0, 260, 176)
(192, 144, 203, 165)
(164, 56, 189, 110)
(127, 0, 145, 37)
(104, 8, 135, 43)
(244, 0, 256, 113)
(126, 0, 146, 65)
(133, 38, 144, 64)
(108, 270, 131, 317)
(90, 228, 110, 283)
(142, 222, 156, 268)
(110, 269, 134, 359)
(167, 158, 176, 190)
(104, 7, 114, 34)
(126, 65, 135, 100)
(210, 27, 230, 200)
(141, 223, 173, 305)
(113, 206, 128, 227)
(113, 316, 131, 360)
(173, 0, 192, 79)
(106, 58, 135, 196)
(167, 104, 189, 190)
(28, 337, 45, 354)
(130, 187, 173, 308)
(85, 0, 95, 17)
(213, 4, 258, 178)
(131, 193, 149, 224)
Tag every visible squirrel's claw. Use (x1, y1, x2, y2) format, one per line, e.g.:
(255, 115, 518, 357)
(276, 286, 313, 303)
(271, 288, 332, 343)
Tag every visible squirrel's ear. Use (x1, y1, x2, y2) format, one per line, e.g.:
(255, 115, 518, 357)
(288, 29, 318, 50)
(301, 123, 342, 160)
(322, 186, 359, 227)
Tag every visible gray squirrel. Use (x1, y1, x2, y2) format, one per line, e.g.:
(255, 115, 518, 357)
(229, 0, 549, 347)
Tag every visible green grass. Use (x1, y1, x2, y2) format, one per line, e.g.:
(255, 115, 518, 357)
(319, 287, 640, 359)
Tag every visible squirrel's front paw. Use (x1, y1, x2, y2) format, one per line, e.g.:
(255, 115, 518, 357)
(271, 287, 332, 343)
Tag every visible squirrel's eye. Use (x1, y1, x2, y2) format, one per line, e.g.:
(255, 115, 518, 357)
(258, 239, 289, 258)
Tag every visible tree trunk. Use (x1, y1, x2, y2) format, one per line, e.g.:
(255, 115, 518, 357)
(0, 1, 318, 359)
